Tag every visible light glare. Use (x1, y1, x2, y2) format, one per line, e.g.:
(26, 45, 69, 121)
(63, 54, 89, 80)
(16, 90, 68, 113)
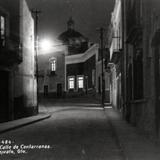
(40, 39, 52, 51)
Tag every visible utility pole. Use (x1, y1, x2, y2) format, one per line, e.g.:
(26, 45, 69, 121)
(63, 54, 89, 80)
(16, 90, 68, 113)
(121, 0, 126, 118)
(32, 9, 41, 114)
(97, 27, 105, 108)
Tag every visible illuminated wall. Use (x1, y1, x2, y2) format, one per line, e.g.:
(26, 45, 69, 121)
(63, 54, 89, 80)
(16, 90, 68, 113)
(14, 0, 37, 116)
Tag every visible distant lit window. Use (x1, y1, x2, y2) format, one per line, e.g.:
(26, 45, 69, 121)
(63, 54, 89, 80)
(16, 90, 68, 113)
(68, 77, 75, 89)
(77, 76, 84, 89)
(0, 16, 5, 46)
(49, 58, 56, 72)
(51, 60, 56, 71)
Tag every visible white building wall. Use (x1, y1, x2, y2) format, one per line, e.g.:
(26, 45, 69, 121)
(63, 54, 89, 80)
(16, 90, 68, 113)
(14, 0, 37, 108)
(110, 0, 122, 60)
(109, 0, 122, 106)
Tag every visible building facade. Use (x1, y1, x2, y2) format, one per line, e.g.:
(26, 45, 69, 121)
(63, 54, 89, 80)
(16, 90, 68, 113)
(108, 0, 123, 109)
(37, 44, 100, 99)
(0, 0, 37, 122)
(38, 51, 65, 98)
(108, 0, 160, 140)
(65, 44, 98, 97)
(126, 0, 160, 139)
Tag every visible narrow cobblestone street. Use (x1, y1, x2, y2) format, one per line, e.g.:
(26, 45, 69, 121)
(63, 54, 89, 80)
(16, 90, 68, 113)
(0, 100, 125, 160)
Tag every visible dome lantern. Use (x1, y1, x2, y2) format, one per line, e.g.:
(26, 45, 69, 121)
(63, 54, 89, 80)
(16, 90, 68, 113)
(67, 17, 74, 30)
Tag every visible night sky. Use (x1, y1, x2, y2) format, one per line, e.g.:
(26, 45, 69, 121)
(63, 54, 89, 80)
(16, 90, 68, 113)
(27, 0, 115, 43)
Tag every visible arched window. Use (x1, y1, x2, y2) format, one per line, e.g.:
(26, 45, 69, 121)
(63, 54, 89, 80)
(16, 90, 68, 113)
(49, 57, 56, 74)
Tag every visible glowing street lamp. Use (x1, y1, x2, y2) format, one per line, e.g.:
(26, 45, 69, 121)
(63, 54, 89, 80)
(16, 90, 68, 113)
(39, 39, 53, 52)
(39, 38, 67, 54)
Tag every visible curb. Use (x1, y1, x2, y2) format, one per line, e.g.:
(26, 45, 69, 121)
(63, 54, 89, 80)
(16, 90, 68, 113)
(104, 108, 129, 160)
(0, 114, 51, 134)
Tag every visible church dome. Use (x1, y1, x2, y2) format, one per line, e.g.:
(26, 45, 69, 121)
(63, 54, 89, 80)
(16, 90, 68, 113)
(58, 17, 88, 55)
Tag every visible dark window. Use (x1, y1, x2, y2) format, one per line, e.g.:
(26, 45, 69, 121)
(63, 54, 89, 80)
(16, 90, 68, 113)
(44, 85, 48, 97)
(133, 48, 143, 99)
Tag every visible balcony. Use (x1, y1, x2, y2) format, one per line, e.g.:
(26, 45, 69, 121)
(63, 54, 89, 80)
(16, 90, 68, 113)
(0, 37, 22, 67)
(49, 71, 56, 76)
(45, 69, 56, 77)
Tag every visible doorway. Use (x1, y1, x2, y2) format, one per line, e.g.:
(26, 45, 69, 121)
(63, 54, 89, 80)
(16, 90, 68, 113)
(0, 71, 9, 122)
(44, 85, 48, 97)
(57, 83, 62, 98)
(98, 76, 101, 94)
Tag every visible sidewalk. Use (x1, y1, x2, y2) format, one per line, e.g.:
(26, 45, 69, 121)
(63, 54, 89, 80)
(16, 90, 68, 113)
(0, 103, 81, 134)
(0, 98, 101, 135)
(0, 105, 51, 134)
(105, 107, 160, 160)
